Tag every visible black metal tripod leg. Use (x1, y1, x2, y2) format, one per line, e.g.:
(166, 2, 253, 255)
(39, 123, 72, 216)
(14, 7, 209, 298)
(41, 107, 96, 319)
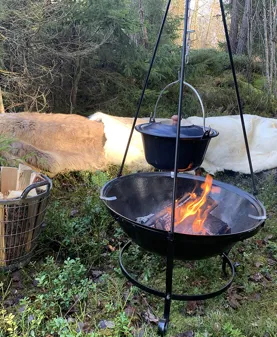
(222, 255, 228, 277)
(158, 238, 174, 336)
(158, 318, 169, 336)
(222, 250, 231, 276)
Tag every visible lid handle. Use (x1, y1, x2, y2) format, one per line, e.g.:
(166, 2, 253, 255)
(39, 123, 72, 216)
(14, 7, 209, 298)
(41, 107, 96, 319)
(150, 80, 207, 133)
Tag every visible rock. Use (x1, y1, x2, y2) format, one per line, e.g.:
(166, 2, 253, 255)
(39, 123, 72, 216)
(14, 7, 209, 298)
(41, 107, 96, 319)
(175, 331, 194, 337)
(99, 320, 115, 329)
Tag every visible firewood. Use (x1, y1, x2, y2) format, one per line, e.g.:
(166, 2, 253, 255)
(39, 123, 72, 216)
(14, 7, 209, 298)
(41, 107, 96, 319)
(30, 172, 46, 192)
(204, 214, 231, 235)
(0, 192, 5, 266)
(6, 189, 37, 199)
(16, 164, 33, 190)
(1, 167, 18, 195)
(143, 195, 230, 235)
(175, 197, 218, 234)
(144, 193, 192, 231)
(25, 199, 39, 253)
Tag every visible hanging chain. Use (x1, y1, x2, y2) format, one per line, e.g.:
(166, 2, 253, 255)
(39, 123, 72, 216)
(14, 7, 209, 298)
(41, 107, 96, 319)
(185, 5, 194, 64)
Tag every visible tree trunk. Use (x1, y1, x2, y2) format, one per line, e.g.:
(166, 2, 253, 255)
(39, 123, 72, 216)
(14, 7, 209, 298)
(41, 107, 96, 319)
(0, 88, 5, 114)
(70, 57, 82, 114)
(229, 0, 239, 53)
(269, 0, 275, 93)
(262, 0, 270, 90)
(191, 0, 199, 48)
(236, 0, 251, 54)
(138, 0, 149, 48)
(204, 0, 216, 48)
(272, 3, 277, 96)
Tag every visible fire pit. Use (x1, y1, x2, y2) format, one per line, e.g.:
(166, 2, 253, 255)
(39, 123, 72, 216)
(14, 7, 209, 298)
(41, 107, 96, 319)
(101, 172, 266, 261)
(101, 172, 266, 335)
(100, 0, 267, 334)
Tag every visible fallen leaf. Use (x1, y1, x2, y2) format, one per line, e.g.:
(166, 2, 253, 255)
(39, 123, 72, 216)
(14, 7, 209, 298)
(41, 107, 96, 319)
(227, 296, 240, 309)
(248, 293, 261, 301)
(263, 272, 272, 281)
(91, 270, 103, 279)
(185, 301, 198, 315)
(227, 286, 245, 309)
(263, 235, 273, 244)
(249, 273, 264, 282)
(108, 245, 116, 252)
(256, 240, 263, 248)
(268, 258, 276, 266)
(255, 262, 263, 268)
(134, 328, 145, 337)
(125, 305, 136, 317)
(144, 309, 158, 324)
(12, 270, 21, 282)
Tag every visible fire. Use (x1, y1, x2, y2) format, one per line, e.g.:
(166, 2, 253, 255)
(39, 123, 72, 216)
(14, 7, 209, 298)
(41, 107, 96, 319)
(175, 174, 220, 234)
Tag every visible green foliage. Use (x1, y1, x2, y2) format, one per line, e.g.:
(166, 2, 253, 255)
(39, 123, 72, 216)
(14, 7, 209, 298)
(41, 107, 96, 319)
(42, 171, 113, 264)
(223, 322, 246, 337)
(35, 257, 93, 310)
(0, 0, 181, 114)
(0, 170, 277, 336)
(0, 136, 14, 166)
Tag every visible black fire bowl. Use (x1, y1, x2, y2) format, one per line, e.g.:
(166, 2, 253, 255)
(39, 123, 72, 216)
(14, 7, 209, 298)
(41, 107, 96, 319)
(101, 172, 266, 261)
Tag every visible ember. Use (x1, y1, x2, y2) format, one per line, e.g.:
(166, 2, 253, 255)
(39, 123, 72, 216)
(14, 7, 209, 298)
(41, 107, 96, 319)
(144, 175, 231, 235)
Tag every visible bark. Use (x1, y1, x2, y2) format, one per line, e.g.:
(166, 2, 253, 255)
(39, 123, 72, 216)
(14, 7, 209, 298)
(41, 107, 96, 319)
(70, 57, 82, 113)
(272, 4, 277, 96)
(229, 0, 239, 53)
(191, 0, 199, 47)
(0, 88, 4, 113)
(236, 0, 251, 54)
(205, 0, 216, 47)
(269, 0, 276, 94)
(262, 0, 270, 90)
(138, 0, 148, 48)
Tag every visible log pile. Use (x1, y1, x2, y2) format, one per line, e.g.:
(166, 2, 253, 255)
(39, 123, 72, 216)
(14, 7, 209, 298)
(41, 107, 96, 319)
(0, 165, 47, 268)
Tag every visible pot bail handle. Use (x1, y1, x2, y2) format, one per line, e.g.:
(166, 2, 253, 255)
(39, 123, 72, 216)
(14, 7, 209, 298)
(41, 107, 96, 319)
(150, 80, 207, 133)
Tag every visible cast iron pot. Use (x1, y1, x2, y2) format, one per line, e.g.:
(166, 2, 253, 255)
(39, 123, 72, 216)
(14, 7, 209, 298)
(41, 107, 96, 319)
(135, 81, 219, 170)
(100, 172, 266, 260)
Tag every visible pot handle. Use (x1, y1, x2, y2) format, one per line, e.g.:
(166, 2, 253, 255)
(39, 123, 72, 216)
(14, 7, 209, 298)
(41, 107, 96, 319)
(150, 80, 207, 132)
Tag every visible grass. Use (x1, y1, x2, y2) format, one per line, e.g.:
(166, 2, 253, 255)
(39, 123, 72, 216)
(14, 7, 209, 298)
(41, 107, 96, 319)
(0, 168, 276, 337)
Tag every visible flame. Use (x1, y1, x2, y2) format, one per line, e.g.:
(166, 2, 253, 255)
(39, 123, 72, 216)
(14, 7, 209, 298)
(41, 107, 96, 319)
(174, 174, 220, 234)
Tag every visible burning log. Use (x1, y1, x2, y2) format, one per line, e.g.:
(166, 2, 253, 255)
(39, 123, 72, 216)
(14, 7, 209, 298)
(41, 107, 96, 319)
(139, 175, 231, 236)
(143, 195, 230, 236)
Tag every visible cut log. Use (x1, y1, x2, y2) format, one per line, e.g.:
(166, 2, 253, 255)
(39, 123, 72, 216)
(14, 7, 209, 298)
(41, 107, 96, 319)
(1, 167, 18, 195)
(204, 214, 231, 235)
(16, 164, 33, 190)
(25, 200, 39, 253)
(144, 193, 191, 231)
(143, 195, 230, 235)
(0, 192, 5, 266)
(30, 172, 46, 192)
(6, 189, 37, 199)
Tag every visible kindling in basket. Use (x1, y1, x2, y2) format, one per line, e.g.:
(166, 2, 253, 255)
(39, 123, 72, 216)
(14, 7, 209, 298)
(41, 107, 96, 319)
(0, 165, 52, 271)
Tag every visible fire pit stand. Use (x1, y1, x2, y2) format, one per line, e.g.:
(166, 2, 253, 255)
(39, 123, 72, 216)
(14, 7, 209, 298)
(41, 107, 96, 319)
(119, 241, 235, 334)
(100, 0, 267, 335)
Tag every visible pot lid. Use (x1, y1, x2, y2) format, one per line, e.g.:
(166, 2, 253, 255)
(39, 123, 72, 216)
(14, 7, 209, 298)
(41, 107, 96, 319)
(135, 122, 217, 139)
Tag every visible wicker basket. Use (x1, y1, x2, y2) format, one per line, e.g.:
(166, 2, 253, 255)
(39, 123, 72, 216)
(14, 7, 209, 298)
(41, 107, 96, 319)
(0, 173, 52, 271)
